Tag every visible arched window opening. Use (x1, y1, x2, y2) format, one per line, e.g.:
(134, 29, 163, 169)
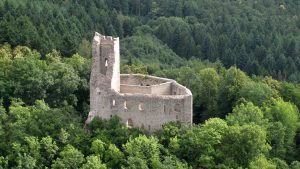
(124, 101, 128, 110)
(148, 125, 151, 131)
(176, 115, 179, 120)
(112, 99, 116, 106)
(105, 58, 108, 67)
(141, 124, 145, 129)
(100, 55, 108, 74)
(127, 119, 133, 128)
(139, 103, 145, 111)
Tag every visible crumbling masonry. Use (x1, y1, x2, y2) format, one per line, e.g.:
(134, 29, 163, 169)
(86, 32, 193, 132)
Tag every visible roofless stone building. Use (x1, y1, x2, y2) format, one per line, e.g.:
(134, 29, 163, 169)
(86, 32, 193, 132)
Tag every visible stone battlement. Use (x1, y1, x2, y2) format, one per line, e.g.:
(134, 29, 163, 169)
(94, 32, 118, 42)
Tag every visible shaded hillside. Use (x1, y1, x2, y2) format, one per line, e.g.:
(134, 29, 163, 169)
(0, 0, 299, 81)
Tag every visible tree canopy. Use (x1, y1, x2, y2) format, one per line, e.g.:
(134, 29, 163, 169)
(1, 0, 300, 168)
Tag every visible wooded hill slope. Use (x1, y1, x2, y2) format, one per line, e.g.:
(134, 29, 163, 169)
(0, 0, 299, 81)
(1, 0, 300, 168)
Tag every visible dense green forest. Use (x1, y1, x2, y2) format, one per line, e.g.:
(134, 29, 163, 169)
(1, 0, 300, 168)
(0, 0, 299, 81)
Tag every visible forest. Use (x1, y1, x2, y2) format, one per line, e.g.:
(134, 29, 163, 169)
(0, 0, 300, 168)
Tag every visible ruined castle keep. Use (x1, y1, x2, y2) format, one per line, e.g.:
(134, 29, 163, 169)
(86, 32, 193, 132)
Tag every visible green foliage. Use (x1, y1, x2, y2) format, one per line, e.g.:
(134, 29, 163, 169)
(161, 156, 189, 169)
(51, 145, 84, 169)
(249, 155, 276, 169)
(123, 135, 161, 168)
(221, 124, 270, 167)
(226, 102, 266, 126)
(0, 1, 300, 165)
(218, 67, 250, 117)
(121, 63, 148, 75)
(40, 136, 59, 166)
(9, 48, 49, 104)
(77, 39, 92, 58)
(176, 118, 228, 168)
(90, 139, 105, 158)
(0, 156, 8, 169)
(150, 17, 195, 59)
(272, 158, 289, 169)
(0, 0, 298, 81)
(290, 161, 300, 169)
(0, 44, 299, 168)
(264, 99, 300, 161)
(126, 156, 149, 169)
(121, 35, 184, 68)
(267, 122, 286, 159)
(81, 155, 107, 169)
(88, 116, 144, 147)
(238, 81, 276, 106)
(198, 68, 221, 120)
(280, 82, 300, 109)
(0, 45, 89, 107)
(103, 144, 125, 168)
(123, 135, 188, 169)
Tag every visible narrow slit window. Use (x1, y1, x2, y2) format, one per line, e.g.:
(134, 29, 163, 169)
(124, 101, 128, 110)
(105, 58, 108, 67)
(112, 99, 116, 106)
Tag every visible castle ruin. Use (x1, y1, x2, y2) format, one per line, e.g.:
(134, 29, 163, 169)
(86, 32, 193, 132)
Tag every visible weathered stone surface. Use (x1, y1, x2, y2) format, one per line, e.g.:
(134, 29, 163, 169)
(86, 32, 193, 132)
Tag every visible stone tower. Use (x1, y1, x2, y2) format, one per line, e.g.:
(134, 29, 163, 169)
(88, 32, 120, 123)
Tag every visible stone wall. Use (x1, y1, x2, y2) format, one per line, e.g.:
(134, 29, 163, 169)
(120, 74, 173, 95)
(120, 81, 172, 95)
(120, 84, 152, 94)
(120, 74, 169, 86)
(109, 88, 192, 132)
(150, 82, 172, 95)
